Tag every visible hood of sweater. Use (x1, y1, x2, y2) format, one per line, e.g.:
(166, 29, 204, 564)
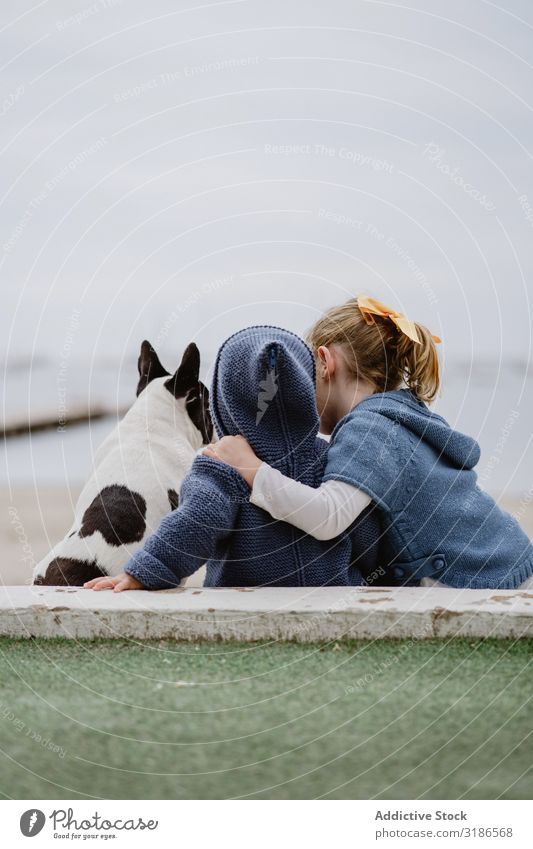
(210, 325, 319, 467)
(359, 389, 481, 470)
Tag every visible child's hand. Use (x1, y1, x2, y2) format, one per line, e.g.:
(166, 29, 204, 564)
(84, 572, 146, 592)
(203, 435, 262, 487)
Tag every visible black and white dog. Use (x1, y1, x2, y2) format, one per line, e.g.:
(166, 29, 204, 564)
(33, 341, 213, 586)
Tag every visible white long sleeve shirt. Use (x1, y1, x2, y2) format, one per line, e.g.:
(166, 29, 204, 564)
(250, 462, 371, 540)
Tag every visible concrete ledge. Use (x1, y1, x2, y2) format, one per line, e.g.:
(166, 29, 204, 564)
(0, 585, 532, 641)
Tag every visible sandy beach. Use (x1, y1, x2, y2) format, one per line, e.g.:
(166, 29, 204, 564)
(2, 485, 532, 588)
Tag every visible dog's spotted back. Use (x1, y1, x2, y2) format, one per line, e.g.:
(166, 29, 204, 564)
(33, 341, 213, 586)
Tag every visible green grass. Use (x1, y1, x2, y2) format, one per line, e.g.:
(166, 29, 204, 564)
(0, 637, 531, 799)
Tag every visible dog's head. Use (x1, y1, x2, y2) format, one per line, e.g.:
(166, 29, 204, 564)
(136, 340, 213, 444)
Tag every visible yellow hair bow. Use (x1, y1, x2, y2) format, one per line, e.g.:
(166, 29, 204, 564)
(357, 296, 441, 345)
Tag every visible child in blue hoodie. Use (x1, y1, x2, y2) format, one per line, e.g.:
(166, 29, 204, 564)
(85, 326, 381, 591)
(205, 297, 533, 590)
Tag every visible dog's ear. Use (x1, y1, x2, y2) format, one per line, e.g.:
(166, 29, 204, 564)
(165, 342, 201, 399)
(136, 340, 169, 396)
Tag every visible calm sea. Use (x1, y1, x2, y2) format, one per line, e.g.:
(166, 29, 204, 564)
(2, 358, 532, 498)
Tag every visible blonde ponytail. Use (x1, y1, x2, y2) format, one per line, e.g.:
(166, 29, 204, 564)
(394, 322, 440, 403)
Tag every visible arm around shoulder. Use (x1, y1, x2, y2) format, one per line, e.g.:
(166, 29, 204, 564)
(250, 462, 371, 540)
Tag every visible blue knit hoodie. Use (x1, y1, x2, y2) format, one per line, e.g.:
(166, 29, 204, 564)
(324, 389, 533, 588)
(125, 326, 381, 589)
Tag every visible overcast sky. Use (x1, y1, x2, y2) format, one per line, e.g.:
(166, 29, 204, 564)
(2, 0, 533, 371)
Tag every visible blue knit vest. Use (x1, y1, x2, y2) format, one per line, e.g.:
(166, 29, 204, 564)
(323, 389, 533, 589)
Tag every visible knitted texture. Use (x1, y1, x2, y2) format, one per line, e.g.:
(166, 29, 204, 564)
(125, 326, 381, 589)
(324, 389, 533, 589)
